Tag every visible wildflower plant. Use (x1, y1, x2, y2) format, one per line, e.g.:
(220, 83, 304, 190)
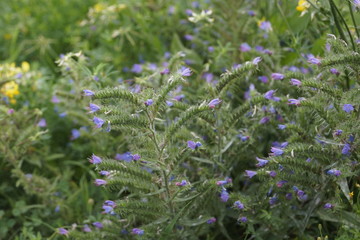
(66, 53, 262, 239)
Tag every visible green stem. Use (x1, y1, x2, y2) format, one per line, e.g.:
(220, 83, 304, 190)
(144, 110, 174, 216)
(348, 0, 360, 38)
(329, 0, 348, 43)
(330, 0, 355, 50)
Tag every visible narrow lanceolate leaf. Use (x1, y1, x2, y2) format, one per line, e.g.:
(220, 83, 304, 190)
(226, 95, 267, 128)
(153, 74, 184, 113)
(321, 54, 360, 68)
(165, 105, 211, 140)
(93, 88, 140, 105)
(216, 61, 258, 94)
(106, 115, 149, 129)
(302, 80, 341, 98)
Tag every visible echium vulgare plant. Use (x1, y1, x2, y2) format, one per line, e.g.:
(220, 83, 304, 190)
(239, 35, 360, 239)
(62, 55, 262, 239)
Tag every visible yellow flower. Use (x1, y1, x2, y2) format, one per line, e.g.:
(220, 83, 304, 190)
(296, 0, 310, 12)
(3, 33, 12, 40)
(21, 61, 30, 72)
(1, 81, 20, 99)
(116, 4, 127, 12)
(93, 3, 105, 13)
(350, 192, 354, 198)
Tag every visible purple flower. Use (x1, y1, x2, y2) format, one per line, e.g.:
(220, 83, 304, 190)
(93, 222, 103, 229)
(276, 180, 288, 188)
(324, 203, 334, 209)
(308, 57, 321, 65)
(83, 224, 92, 232)
(330, 68, 340, 76)
(326, 169, 341, 177)
(296, 190, 305, 198)
(245, 170, 257, 178)
(184, 34, 194, 41)
(240, 43, 251, 52)
(258, 76, 268, 83)
(59, 112, 67, 118)
(178, 67, 192, 76)
(343, 104, 354, 113)
(259, 116, 270, 124)
(255, 45, 264, 51)
(208, 98, 222, 108)
(285, 193, 293, 200)
(238, 135, 249, 142)
(216, 180, 227, 186)
(51, 95, 60, 103)
(306, 158, 312, 163)
(104, 200, 116, 207)
(278, 124, 287, 130)
(269, 171, 277, 177)
(185, 9, 193, 16)
(94, 179, 107, 186)
(234, 201, 244, 209)
(93, 76, 100, 81)
(115, 152, 133, 162)
(89, 154, 102, 164)
(290, 78, 302, 86)
(83, 89, 95, 96)
(102, 205, 114, 214)
(248, 10, 255, 16)
(259, 21, 272, 32)
(187, 140, 202, 150)
(342, 143, 351, 155)
(252, 57, 262, 65)
(93, 117, 105, 128)
(354, 0, 360, 8)
(263, 49, 273, 55)
(160, 68, 170, 75)
(220, 189, 229, 202)
(89, 103, 100, 113)
(256, 157, 269, 167)
(175, 180, 188, 186)
(132, 228, 144, 235)
(99, 170, 110, 176)
(270, 147, 284, 156)
(54, 205, 60, 212)
(280, 142, 288, 148)
(239, 217, 248, 223)
(7, 108, 14, 114)
(166, 101, 173, 107)
(334, 129, 343, 136)
(264, 90, 280, 101)
(173, 94, 185, 101)
(288, 98, 301, 106)
(58, 228, 68, 235)
(37, 118, 47, 127)
(132, 154, 141, 161)
(269, 197, 277, 205)
(207, 217, 216, 224)
(70, 129, 81, 140)
(131, 64, 142, 74)
(271, 73, 284, 80)
(144, 99, 153, 106)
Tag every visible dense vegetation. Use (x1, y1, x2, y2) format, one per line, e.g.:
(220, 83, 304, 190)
(0, 0, 359, 239)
